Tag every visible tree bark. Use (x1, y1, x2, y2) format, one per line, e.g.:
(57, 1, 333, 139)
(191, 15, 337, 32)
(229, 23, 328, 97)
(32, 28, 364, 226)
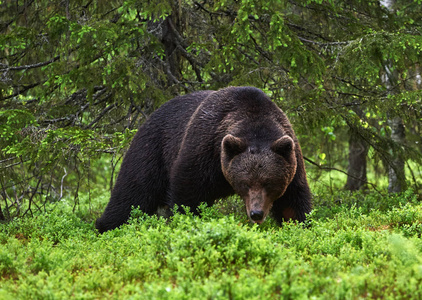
(388, 117, 407, 193)
(344, 128, 369, 191)
(0, 205, 5, 221)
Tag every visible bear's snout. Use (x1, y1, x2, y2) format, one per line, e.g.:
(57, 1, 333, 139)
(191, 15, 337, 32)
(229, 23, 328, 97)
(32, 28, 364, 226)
(244, 188, 273, 224)
(250, 210, 264, 222)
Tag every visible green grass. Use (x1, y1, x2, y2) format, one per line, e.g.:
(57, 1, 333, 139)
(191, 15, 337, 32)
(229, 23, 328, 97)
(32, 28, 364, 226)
(1, 189, 422, 299)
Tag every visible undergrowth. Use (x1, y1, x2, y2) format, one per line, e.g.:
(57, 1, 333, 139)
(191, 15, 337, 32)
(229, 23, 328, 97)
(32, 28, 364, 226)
(0, 189, 422, 299)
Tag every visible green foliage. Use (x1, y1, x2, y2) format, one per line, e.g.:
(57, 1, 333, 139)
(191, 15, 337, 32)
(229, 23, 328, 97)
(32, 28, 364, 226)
(1, 190, 422, 298)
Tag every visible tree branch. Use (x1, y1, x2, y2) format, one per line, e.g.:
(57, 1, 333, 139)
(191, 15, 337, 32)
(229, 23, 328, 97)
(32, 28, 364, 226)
(303, 155, 382, 193)
(1, 81, 45, 101)
(167, 18, 204, 82)
(0, 54, 60, 72)
(84, 99, 116, 129)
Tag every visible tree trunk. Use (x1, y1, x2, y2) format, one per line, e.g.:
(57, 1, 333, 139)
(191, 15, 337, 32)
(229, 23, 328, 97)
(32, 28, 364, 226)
(161, 17, 183, 83)
(381, 0, 407, 193)
(388, 117, 407, 193)
(382, 64, 407, 193)
(344, 129, 369, 191)
(0, 200, 5, 221)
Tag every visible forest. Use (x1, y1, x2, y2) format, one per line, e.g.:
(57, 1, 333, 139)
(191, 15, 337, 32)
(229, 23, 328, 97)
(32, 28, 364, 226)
(1, 0, 422, 298)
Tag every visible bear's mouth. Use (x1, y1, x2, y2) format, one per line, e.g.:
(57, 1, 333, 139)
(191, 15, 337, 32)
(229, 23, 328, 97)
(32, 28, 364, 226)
(250, 217, 265, 225)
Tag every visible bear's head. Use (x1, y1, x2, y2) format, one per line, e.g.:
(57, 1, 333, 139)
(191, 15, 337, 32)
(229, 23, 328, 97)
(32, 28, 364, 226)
(221, 134, 297, 224)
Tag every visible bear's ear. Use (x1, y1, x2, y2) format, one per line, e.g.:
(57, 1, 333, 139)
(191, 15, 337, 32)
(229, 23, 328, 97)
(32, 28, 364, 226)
(222, 134, 247, 159)
(271, 136, 295, 157)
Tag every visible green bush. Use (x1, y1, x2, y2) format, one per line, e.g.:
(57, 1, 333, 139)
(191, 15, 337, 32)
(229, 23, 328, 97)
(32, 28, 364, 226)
(1, 189, 422, 299)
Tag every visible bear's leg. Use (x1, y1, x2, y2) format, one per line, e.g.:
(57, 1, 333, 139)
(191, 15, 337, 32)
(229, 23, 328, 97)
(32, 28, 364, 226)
(167, 159, 233, 215)
(271, 173, 312, 224)
(96, 156, 168, 233)
(167, 181, 210, 214)
(95, 180, 165, 233)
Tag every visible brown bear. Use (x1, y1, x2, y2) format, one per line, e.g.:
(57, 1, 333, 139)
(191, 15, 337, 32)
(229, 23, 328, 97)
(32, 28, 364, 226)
(96, 86, 312, 233)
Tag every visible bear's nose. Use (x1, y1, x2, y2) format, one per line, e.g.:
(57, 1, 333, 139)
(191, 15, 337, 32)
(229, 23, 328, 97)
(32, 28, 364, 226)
(250, 210, 264, 221)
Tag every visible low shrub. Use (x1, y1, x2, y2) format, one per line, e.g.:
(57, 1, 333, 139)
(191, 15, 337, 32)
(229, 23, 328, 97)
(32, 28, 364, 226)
(0, 189, 421, 299)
